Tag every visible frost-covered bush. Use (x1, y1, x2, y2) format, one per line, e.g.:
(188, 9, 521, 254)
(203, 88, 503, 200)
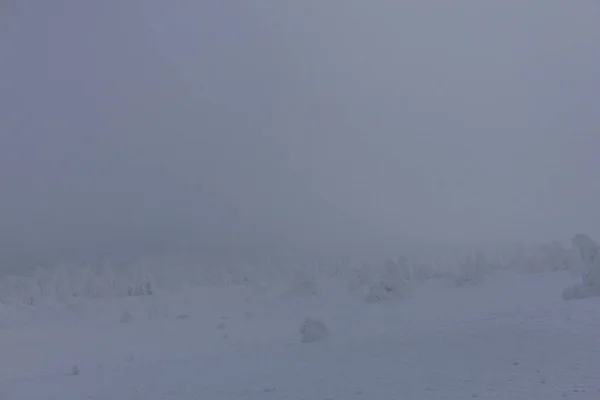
(540, 242, 569, 271)
(395, 257, 414, 281)
(454, 254, 485, 286)
(563, 234, 600, 300)
(0, 275, 40, 306)
(289, 271, 319, 296)
(364, 282, 393, 303)
(409, 263, 436, 282)
(127, 279, 154, 297)
(562, 284, 597, 300)
(364, 261, 409, 303)
(299, 318, 329, 343)
(222, 263, 254, 286)
(382, 260, 408, 294)
(119, 310, 134, 323)
(504, 243, 570, 274)
(347, 265, 372, 293)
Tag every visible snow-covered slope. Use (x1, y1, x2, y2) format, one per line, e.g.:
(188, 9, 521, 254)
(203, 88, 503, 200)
(1, 270, 599, 400)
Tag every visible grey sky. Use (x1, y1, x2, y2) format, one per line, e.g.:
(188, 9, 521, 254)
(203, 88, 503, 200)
(1, 1, 599, 262)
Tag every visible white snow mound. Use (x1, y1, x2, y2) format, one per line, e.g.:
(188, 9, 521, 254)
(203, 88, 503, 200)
(299, 317, 329, 343)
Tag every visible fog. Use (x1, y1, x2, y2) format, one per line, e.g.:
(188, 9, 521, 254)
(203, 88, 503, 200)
(1, 1, 599, 264)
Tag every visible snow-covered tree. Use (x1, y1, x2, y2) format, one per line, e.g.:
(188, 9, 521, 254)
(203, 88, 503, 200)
(572, 234, 600, 289)
(563, 234, 600, 300)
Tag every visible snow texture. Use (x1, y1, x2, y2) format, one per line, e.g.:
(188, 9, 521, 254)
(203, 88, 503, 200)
(1, 242, 600, 400)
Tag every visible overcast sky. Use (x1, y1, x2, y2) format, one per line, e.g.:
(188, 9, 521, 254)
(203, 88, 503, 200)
(1, 1, 599, 261)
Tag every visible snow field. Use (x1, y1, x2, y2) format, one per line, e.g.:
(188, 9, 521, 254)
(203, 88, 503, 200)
(1, 268, 599, 400)
(2, 236, 600, 399)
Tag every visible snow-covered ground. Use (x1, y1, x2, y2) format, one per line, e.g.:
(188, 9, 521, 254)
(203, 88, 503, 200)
(1, 270, 599, 400)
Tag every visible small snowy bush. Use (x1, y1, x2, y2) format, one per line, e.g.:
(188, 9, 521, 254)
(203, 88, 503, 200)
(347, 266, 372, 293)
(299, 318, 329, 343)
(364, 261, 408, 303)
(410, 263, 436, 282)
(119, 311, 134, 323)
(454, 255, 485, 286)
(562, 284, 597, 300)
(541, 242, 569, 271)
(364, 282, 392, 303)
(127, 277, 154, 297)
(289, 271, 319, 296)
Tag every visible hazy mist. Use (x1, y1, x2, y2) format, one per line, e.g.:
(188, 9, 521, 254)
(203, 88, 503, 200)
(1, 1, 599, 263)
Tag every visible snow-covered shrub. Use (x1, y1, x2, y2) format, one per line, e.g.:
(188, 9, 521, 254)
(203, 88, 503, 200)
(364, 261, 409, 303)
(454, 254, 485, 286)
(146, 299, 161, 320)
(299, 318, 329, 343)
(394, 257, 412, 281)
(0, 276, 19, 305)
(409, 263, 434, 282)
(565, 246, 586, 275)
(540, 242, 569, 271)
(127, 279, 154, 297)
(563, 234, 600, 300)
(383, 261, 408, 295)
(33, 267, 56, 300)
(509, 244, 541, 273)
(51, 265, 75, 301)
(364, 282, 393, 303)
(562, 284, 597, 300)
(123, 268, 155, 297)
(63, 264, 119, 298)
(119, 310, 134, 323)
(2, 275, 42, 306)
(289, 271, 319, 296)
(517, 243, 569, 273)
(83, 268, 118, 298)
(504, 243, 569, 274)
(382, 260, 406, 288)
(221, 262, 254, 286)
(347, 265, 372, 293)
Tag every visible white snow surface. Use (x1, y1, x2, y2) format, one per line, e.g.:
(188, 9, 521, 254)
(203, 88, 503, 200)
(1, 270, 599, 400)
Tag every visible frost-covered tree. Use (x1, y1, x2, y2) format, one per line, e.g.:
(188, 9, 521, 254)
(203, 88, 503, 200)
(573, 234, 600, 289)
(563, 234, 600, 300)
